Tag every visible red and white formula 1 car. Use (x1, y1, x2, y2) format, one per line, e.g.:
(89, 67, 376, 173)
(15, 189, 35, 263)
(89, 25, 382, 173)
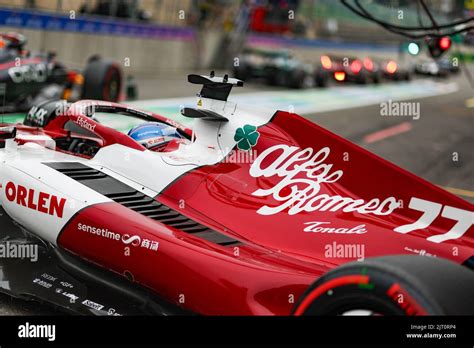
(0, 73, 473, 316)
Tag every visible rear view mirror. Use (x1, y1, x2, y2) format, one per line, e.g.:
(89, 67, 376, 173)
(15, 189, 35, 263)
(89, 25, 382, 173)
(0, 126, 16, 140)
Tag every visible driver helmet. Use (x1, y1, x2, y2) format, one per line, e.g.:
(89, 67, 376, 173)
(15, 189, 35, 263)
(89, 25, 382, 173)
(1, 32, 26, 50)
(128, 122, 183, 150)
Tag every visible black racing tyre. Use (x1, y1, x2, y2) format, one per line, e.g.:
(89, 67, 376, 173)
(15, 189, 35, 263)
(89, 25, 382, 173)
(24, 99, 69, 127)
(355, 72, 368, 84)
(289, 69, 312, 89)
(82, 57, 122, 102)
(292, 255, 474, 316)
(315, 70, 329, 87)
(264, 72, 277, 86)
(372, 71, 382, 84)
(266, 69, 286, 86)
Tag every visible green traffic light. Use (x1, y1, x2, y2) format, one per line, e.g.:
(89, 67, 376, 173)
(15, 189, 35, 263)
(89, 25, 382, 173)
(408, 42, 420, 56)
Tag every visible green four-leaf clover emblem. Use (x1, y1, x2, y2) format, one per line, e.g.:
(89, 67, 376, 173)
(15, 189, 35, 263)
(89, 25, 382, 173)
(234, 124, 260, 151)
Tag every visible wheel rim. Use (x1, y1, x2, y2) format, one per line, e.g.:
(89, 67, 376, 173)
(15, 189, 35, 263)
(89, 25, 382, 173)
(303, 75, 313, 88)
(108, 80, 119, 100)
(103, 68, 121, 101)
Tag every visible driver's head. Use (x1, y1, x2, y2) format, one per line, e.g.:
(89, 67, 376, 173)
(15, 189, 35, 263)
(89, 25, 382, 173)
(128, 122, 183, 150)
(1, 32, 26, 50)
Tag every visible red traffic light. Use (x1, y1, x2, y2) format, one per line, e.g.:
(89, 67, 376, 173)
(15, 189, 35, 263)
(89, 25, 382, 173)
(439, 36, 451, 50)
(427, 36, 452, 58)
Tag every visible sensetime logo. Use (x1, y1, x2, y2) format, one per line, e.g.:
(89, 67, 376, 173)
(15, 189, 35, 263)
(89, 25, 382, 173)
(77, 223, 160, 252)
(77, 223, 121, 241)
(4, 182, 67, 218)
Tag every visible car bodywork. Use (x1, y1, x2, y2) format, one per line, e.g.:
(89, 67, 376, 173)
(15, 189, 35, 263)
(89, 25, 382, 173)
(0, 74, 472, 315)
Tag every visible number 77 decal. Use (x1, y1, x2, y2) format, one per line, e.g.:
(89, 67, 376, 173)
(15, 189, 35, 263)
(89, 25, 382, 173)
(394, 197, 473, 243)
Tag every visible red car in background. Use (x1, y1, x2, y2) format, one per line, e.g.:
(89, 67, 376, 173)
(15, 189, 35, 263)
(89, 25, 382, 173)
(317, 55, 381, 84)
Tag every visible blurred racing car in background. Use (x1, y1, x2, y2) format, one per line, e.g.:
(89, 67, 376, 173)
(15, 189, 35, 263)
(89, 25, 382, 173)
(414, 57, 458, 78)
(0, 32, 123, 112)
(233, 47, 314, 89)
(437, 57, 461, 74)
(233, 47, 277, 81)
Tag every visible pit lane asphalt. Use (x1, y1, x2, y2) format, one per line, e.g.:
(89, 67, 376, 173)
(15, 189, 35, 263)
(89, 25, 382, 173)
(1, 69, 472, 315)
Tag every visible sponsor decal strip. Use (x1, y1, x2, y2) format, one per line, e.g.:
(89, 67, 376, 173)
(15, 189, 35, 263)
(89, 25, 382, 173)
(5, 182, 67, 218)
(77, 223, 159, 251)
(249, 145, 472, 244)
(249, 144, 400, 216)
(304, 221, 367, 234)
(394, 197, 473, 243)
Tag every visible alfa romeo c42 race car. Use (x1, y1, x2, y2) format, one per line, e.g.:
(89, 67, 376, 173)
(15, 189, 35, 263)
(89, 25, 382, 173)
(0, 32, 122, 112)
(0, 73, 473, 316)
